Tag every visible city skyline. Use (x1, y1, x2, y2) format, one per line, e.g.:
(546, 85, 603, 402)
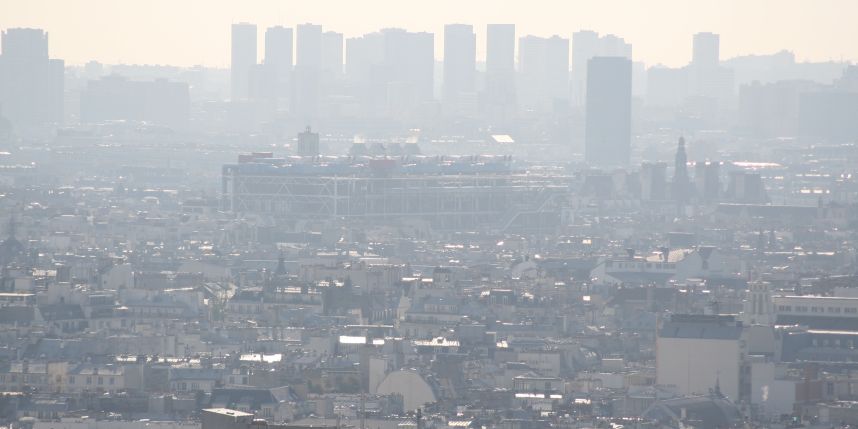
(3, 0, 858, 67)
(5, 3, 858, 428)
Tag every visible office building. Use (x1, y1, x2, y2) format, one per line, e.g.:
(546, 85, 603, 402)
(798, 90, 858, 142)
(640, 162, 668, 201)
(296, 23, 323, 69)
(656, 314, 746, 401)
(0, 28, 64, 134)
(518, 35, 569, 111)
(345, 29, 434, 118)
(294, 23, 323, 122)
(443, 24, 476, 115)
(687, 32, 734, 104)
(694, 161, 721, 202)
(485, 24, 516, 123)
(726, 171, 768, 203)
(571, 31, 632, 106)
(265, 26, 293, 69)
(692, 32, 720, 68)
(80, 75, 190, 129)
(296, 126, 320, 157)
(230, 23, 257, 101)
(321, 31, 343, 77)
(584, 56, 632, 167)
(263, 26, 293, 100)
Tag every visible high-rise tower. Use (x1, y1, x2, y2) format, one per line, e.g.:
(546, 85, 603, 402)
(584, 56, 632, 166)
(231, 23, 257, 101)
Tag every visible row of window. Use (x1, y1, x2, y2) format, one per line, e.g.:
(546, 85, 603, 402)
(0, 374, 116, 385)
(605, 261, 677, 270)
(813, 338, 858, 348)
(176, 382, 201, 391)
(778, 305, 858, 314)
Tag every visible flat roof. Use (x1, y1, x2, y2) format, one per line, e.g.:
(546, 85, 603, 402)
(202, 408, 254, 417)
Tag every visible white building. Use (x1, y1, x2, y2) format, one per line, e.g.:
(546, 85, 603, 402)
(656, 314, 746, 401)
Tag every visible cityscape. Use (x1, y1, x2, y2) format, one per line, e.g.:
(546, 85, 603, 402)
(2, 2, 858, 428)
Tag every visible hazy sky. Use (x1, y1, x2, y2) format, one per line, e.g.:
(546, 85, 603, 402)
(3, 0, 857, 68)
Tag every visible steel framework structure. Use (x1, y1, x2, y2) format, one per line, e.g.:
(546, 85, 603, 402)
(222, 165, 567, 231)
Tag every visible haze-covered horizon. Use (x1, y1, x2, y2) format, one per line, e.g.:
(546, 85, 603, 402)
(3, 0, 858, 67)
(6, 2, 858, 428)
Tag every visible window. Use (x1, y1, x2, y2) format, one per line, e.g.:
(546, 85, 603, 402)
(69, 376, 75, 385)
(98, 376, 103, 385)
(109, 377, 115, 385)
(86, 376, 92, 385)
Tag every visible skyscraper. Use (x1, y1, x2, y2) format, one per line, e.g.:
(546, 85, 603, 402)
(584, 56, 632, 167)
(0, 28, 64, 134)
(345, 29, 433, 119)
(231, 23, 257, 101)
(296, 23, 323, 69)
(321, 31, 344, 77)
(687, 32, 733, 104)
(571, 31, 632, 107)
(518, 35, 569, 111)
(345, 32, 385, 84)
(263, 26, 293, 100)
(265, 26, 293, 70)
(571, 31, 599, 107)
(294, 23, 323, 122)
(442, 24, 476, 113)
(692, 32, 720, 68)
(383, 29, 434, 117)
(486, 24, 515, 81)
(485, 24, 516, 124)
